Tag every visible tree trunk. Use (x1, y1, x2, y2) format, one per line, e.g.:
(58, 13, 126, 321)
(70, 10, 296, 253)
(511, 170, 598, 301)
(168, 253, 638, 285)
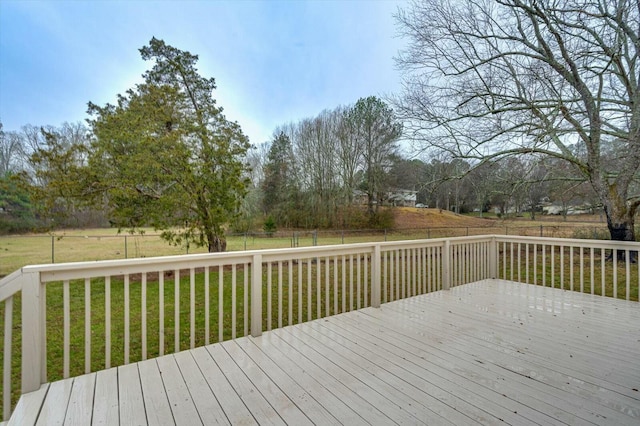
(605, 214, 636, 242)
(603, 191, 636, 242)
(367, 192, 375, 216)
(208, 235, 227, 252)
(603, 201, 636, 262)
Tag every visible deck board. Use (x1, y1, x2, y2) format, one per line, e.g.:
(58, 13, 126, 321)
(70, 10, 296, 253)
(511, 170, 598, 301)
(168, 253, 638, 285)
(156, 355, 202, 425)
(91, 368, 119, 426)
(172, 350, 228, 425)
(118, 363, 146, 425)
(138, 359, 173, 426)
(64, 373, 95, 425)
(11, 279, 640, 425)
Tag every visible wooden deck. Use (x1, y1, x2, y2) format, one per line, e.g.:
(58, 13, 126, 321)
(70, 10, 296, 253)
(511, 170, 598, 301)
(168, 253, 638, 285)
(9, 279, 640, 425)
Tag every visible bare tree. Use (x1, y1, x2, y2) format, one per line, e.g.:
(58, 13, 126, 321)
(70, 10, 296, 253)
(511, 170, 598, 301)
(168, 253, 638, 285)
(395, 0, 640, 241)
(0, 123, 25, 176)
(335, 105, 364, 205)
(348, 96, 402, 214)
(295, 111, 342, 227)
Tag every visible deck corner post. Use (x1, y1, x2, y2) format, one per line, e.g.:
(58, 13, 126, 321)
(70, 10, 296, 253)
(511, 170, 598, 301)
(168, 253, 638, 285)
(489, 236, 498, 279)
(21, 271, 43, 393)
(443, 240, 451, 290)
(372, 245, 382, 308)
(251, 254, 263, 337)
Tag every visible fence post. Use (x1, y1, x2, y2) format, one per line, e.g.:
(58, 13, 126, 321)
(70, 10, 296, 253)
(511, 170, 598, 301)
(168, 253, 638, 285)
(442, 239, 451, 290)
(251, 254, 263, 337)
(371, 245, 381, 308)
(489, 236, 497, 279)
(21, 271, 44, 393)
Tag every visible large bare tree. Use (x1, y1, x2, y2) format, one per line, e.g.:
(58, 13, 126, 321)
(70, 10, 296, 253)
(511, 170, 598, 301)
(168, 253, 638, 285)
(348, 96, 402, 215)
(395, 0, 640, 241)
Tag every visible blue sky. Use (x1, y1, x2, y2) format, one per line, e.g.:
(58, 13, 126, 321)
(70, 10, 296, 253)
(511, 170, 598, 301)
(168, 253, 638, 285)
(0, 0, 406, 145)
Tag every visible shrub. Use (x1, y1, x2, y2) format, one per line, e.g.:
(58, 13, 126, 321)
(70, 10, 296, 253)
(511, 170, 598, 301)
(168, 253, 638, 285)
(263, 216, 277, 236)
(369, 209, 395, 229)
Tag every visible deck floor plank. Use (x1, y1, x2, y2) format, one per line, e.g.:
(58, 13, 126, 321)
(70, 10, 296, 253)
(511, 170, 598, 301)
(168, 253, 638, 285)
(118, 363, 146, 426)
(280, 323, 469, 425)
(273, 327, 425, 425)
(312, 315, 549, 426)
(189, 346, 256, 425)
(205, 343, 285, 426)
(137, 358, 173, 426)
(231, 338, 341, 426)
(396, 297, 640, 399)
(387, 287, 640, 401)
(11, 279, 640, 426)
(421, 286, 640, 372)
(263, 331, 397, 425)
(220, 340, 313, 426)
(7, 384, 48, 426)
(172, 350, 229, 426)
(335, 312, 564, 425)
(366, 285, 640, 424)
(155, 355, 202, 426)
(246, 334, 369, 425)
(64, 373, 95, 426)
(91, 368, 118, 426)
(350, 305, 617, 425)
(36, 378, 73, 426)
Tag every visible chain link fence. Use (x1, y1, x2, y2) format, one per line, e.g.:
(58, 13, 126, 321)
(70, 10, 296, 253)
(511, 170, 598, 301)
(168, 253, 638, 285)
(0, 224, 614, 277)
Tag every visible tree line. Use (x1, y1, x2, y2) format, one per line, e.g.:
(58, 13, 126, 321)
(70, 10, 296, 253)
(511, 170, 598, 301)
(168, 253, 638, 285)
(254, 96, 402, 230)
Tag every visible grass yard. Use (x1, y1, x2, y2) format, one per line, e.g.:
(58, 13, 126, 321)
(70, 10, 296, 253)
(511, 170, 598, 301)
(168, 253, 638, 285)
(0, 208, 614, 277)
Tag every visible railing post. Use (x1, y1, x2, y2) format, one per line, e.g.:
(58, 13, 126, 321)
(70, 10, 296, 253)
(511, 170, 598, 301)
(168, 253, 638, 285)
(21, 271, 43, 393)
(489, 236, 497, 279)
(251, 254, 263, 337)
(371, 245, 381, 308)
(443, 240, 451, 290)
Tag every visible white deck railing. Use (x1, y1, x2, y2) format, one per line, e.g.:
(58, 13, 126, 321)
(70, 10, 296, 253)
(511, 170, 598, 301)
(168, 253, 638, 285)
(0, 234, 638, 420)
(494, 235, 640, 300)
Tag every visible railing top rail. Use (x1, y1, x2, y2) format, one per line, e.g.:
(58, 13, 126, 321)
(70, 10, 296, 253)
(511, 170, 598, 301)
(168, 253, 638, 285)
(25, 242, 383, 282)
(494, 234, 640, 248)
(10, 233, 638, 283)
(0, 269, 25, 302)
(18, 236, 495, 282)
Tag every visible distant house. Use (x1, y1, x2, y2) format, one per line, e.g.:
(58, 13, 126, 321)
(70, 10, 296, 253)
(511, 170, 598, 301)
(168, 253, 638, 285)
(352, 190, 369, 205)
(351, 189, 418, 208)
(385, 190, 417, 208)
(541, 204, 564, 215)
(540, 201, 594, 215)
